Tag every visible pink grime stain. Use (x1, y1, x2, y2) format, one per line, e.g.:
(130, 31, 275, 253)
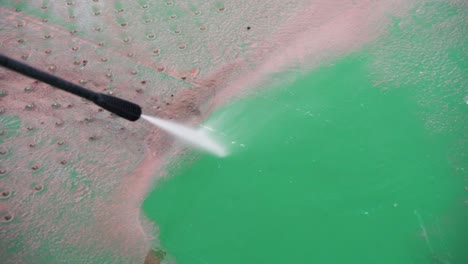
(210, 0, 415, 108)
(0, 1, 421, 263)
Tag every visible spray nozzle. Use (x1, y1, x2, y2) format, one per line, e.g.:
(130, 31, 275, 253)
(0, 53, 142, 122)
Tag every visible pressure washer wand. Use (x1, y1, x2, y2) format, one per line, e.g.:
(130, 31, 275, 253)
(0, 53, 142, 121)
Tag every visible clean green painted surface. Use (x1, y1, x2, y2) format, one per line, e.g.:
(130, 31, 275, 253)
(143, 50, 467, 263)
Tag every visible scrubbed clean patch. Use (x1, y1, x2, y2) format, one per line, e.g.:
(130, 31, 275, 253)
(370, 1, 467, 134)
(369, 1, 467, 171)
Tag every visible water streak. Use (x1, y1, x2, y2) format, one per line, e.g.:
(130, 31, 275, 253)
(142, 114, 227, 157)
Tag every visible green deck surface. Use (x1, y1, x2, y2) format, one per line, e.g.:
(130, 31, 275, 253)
(143, 44, 467, 264)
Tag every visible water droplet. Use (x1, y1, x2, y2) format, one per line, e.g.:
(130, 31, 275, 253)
(0, 190, 11, 198)
(25, 104, 35, 110)
(17, 38, 24, 44)
(194, 10, 201, 15)
(199, 26, 207, 31)
(44, 49, 52, 55)
(152, 49, 160, 55)
(144, 18, 152, 24)
(0, 130, 5, 136)
(71, 46, 79, 52)
(41, 5, 47, 9)
(60, 160, 67, 165)
(52, 103, 61, 108)
(73, 60, 81, 66)
(94, 11, 101, 16)
(166, 1, 173, 6)
(67, 2, 74, 6)
(33, 184, 44, 192)
(0, 148, 7, 155)
(29, 143, 36, 148)
(136, 88, 144, 94)
(0, 109, 4, 115)
(142, 4, 149, 9)
(57, 140, 65, 145)
(88, 135, 97, 141)
(17, 22, 24, 27)
(55, 121, 64, 127)
(0, 168, 7, 174)
(174, 29, 181, 34)
(120, 22, 128, 27)
(2, 213, 13, 222)
(26, 126, 34, 131)
(218, 6, 226, 12)
(24, 86, 33, 92)
(42, 18, 48, 23)
(131, 70, 138, 75)
(127, 52, 134, 57)
(178, 44, 186, 50)
(94, 26, 102, 32)
(79, 79, 87, 84)
(31, 165, 39, 171)
(117, 8, 124, 12)
(44, 34, 52, 39)
(101, 57, 108, 62)
(70, 29, 77, 35)
(0, 91, 7, 97)
(98, 42, 105, 47)
(157, 66, 165, 72)
(106, 72, 113, 78)
(48, 65, 56, 72)
(146, 33, 156, 40)
(122, 37, 130, 43)
(169, 14, 177, 19)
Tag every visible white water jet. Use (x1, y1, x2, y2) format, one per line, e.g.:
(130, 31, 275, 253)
(141, 114, 228, 157)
